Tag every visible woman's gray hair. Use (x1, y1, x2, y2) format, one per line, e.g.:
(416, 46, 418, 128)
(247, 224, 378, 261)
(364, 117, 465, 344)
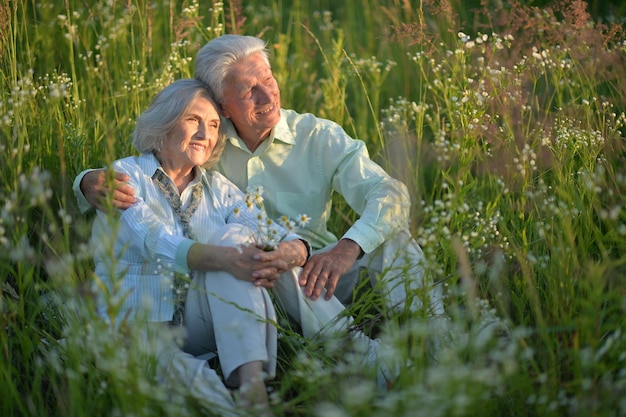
(194, 35, 270, 103)
(132, 79, 226, 169)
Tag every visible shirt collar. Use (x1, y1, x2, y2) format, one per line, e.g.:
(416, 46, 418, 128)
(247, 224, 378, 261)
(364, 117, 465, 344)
(138, 153, 205, 185)
(222, 109, 295, 154)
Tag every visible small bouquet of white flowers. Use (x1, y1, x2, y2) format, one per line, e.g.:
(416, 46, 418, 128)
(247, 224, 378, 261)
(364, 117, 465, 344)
(234, 185, 310, 251)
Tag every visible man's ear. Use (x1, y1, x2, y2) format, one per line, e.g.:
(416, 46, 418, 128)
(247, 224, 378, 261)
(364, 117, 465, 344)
(219, 102, 231, 119)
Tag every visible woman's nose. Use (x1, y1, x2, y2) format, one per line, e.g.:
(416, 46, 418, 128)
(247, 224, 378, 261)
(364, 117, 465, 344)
(196, 123, 207, 138)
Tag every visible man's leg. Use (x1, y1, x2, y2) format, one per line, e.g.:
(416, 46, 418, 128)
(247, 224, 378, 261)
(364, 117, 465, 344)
(271, 267, 351, 338)
(271, 268, 401, 389)
(331, 231, 445, 316)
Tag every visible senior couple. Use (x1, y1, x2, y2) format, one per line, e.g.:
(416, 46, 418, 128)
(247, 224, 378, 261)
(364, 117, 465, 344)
(78, 35, 444, 415)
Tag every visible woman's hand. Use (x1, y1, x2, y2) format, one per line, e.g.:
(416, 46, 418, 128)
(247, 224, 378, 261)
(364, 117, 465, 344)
(251, 239, 309, 287)
(227, 245, 289, 286)
(187, 243, 289, 288)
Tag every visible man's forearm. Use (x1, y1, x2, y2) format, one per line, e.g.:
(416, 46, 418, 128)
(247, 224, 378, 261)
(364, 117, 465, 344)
(279, 239, 310, 268)
(339, 238, 364, 259)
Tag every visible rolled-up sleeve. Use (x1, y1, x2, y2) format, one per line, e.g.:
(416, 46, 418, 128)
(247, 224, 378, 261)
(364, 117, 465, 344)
(120, 201, 195, 274)
(111, 158, 195, 274)
(72, 168, 97, 214)
(328, 134, 411, 254)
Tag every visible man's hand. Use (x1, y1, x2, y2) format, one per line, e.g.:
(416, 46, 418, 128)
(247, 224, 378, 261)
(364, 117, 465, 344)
(81, 169, 136, 211)
(299, 239, 362, 300)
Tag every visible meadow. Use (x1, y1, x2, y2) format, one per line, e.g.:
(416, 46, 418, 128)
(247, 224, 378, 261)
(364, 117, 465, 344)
(1, 0, 625, 416)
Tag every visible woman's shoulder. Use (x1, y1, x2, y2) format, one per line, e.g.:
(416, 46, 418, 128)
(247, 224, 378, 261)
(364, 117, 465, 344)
(201, 169, 243, 199)
(112, 155, 141, 169)
(203, 169, 233, 186)
(110, 155, 159, 191)
(112, 154, 155, 173)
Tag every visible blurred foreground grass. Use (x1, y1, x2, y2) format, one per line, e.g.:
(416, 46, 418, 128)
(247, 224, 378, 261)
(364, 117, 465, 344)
(1, 1, 625, 416)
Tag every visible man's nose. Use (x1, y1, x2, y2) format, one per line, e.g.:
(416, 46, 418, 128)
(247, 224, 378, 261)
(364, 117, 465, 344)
(255, 85, 273, 103)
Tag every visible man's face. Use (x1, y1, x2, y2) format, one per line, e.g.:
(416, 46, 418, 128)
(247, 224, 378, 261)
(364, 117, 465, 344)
(220, 52, 281, 150)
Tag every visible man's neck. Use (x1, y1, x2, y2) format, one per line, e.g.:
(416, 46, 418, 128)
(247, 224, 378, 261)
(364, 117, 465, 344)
(243, 137, 264, 152)
(238, 130, 271, 153)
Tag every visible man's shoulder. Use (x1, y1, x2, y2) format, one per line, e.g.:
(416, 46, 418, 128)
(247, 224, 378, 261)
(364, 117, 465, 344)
(281, 108, 351, 145)
(282, 109, 366, 160)
(281, 108, 335, 129)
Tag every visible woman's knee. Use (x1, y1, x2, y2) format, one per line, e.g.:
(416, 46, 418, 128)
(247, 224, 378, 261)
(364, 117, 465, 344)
(208, 223, 255, 247)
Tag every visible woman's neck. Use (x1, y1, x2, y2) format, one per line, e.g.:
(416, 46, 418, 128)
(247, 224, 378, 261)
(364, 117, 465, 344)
(155, 153, 195, 193)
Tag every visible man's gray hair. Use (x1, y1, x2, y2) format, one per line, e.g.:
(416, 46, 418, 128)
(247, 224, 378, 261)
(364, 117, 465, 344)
(132, 79, 226, 168)
(194, 35, 270, 102)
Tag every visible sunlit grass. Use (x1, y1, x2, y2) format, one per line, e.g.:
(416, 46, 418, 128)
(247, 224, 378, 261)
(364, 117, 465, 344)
(1, 0, 625, 416)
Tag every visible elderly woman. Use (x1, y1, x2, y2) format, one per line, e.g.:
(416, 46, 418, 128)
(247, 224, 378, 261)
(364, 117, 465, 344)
(91, 79, 310, 416)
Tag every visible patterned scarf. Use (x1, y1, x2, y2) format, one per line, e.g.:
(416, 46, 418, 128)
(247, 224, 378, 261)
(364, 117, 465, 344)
(152, 168, 203, 325)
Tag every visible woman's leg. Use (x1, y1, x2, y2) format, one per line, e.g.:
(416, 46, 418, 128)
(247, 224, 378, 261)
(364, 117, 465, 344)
(184, 271, 277, 386)
(141, 323, 238, 417)
(183, 224, 277, 413)
(237, 360, 274, 417)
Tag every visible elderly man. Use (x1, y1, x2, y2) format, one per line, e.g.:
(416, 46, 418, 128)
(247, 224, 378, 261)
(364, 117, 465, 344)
(74, 34, 444, 317)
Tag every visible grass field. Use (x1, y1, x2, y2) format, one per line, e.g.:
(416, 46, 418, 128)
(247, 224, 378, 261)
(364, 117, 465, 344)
(1, 1, 625, 416)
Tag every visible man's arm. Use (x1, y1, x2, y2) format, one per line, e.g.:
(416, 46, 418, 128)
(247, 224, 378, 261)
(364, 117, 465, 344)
(73, 168, 137, 212)
(298, 126, 411, 300)
(299, 238, 361, 300)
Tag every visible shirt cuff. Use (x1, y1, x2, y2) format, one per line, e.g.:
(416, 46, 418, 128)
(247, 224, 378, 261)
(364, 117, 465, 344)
(342, 226, 383, 255)
(73, 169, 96, 214)
(120, 204, 195, 274)
(174, 239, 196, 273)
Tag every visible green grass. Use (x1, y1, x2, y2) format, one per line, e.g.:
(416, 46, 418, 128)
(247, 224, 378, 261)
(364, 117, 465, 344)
(1, 0, 626, 416)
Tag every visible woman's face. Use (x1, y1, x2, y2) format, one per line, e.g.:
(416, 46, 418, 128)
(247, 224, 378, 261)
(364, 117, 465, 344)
(161, 96, 221, 171)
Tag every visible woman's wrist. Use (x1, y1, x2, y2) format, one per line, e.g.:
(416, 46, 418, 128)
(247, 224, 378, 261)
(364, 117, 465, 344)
(187, 242, 224, 271)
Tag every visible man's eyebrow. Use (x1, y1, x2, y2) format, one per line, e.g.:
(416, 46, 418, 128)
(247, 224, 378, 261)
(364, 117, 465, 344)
(230, 80, 253, 94)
